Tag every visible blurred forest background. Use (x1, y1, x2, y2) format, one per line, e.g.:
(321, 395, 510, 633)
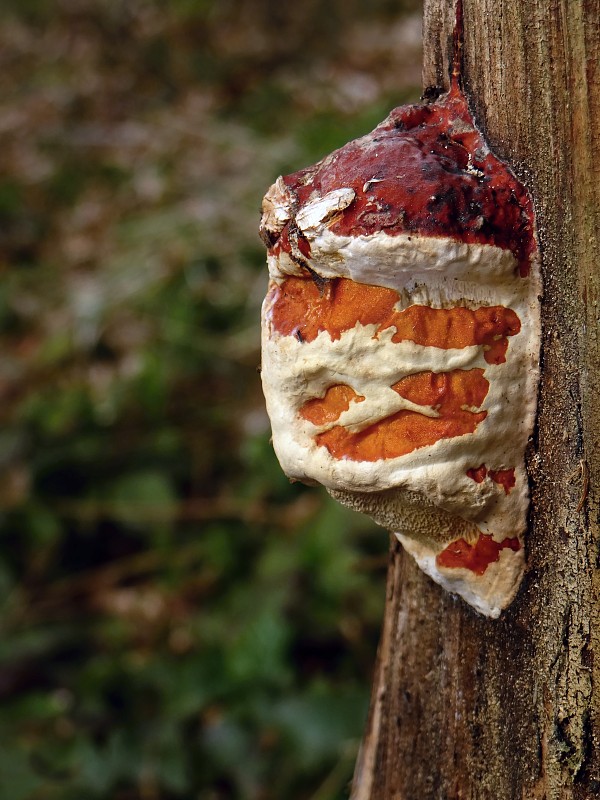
(0, 1, 422, 798)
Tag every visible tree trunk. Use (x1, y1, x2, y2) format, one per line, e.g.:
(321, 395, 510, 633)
(351, 1, 600, 798)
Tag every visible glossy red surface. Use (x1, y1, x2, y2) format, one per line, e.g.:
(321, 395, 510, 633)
(268, 82, 536, 277)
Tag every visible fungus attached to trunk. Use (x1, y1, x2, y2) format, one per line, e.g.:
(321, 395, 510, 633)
(259, 76, 541, 618)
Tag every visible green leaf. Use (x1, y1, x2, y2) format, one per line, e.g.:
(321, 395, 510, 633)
(0, 746, 42, 800)
(103, 470, 177, 525)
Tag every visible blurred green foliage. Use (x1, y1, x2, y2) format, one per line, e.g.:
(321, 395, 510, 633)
(0, 1, 421, 797)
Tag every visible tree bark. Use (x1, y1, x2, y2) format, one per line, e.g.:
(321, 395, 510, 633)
(351, 1, 600, 798)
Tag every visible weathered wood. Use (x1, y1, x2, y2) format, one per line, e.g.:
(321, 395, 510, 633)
(352, 1, 600, 797)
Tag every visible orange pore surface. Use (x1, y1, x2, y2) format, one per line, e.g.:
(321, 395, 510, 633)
(436, 533, 521, 576)
(269, 277, 520, 365)
(300, 384, 365, 425)
(314, 369, 488, 462)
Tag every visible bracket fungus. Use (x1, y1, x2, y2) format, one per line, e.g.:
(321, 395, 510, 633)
(259, 78, 541, 618)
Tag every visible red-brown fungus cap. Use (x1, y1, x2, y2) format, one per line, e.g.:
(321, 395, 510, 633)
(262, 86, 536, 278)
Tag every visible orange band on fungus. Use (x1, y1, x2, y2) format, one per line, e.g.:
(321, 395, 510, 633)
(436, 533, 521, 576)
(489, 468, 516, 495)
(269, 277, 520, 364)
(466, 465, 516, 494)
(392, 369, 489, 411)
(300, 384, 365, 425)
(467, 464, 487, 483)
(315, 369, 488, 462)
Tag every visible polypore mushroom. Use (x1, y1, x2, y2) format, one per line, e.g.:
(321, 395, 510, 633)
(259, 80, 541, 618)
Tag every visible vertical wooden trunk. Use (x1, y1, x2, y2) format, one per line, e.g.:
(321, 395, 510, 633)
(351, 1, 600, 797)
